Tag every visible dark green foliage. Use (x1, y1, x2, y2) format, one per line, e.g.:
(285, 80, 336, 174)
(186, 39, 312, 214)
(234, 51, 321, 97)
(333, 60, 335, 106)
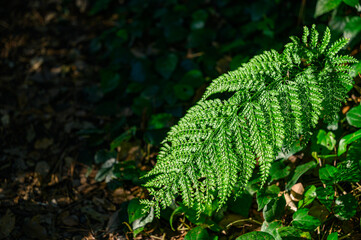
(142, 26, 358, 217)
(292, 208, 321, 231)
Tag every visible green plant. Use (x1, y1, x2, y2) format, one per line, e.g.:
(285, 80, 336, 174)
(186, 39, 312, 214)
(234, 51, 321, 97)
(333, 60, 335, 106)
(141, 25, 358, 217)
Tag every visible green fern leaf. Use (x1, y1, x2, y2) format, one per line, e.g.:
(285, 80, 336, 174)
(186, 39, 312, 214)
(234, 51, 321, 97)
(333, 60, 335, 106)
(141, 26, 358, 217)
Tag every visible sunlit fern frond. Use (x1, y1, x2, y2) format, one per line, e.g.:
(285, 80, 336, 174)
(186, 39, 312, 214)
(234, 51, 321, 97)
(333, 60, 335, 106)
(142, 25, 358, 217)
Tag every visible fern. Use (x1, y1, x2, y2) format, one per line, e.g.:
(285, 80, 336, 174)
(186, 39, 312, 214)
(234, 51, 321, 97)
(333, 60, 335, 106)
(141, 25, 358, 217)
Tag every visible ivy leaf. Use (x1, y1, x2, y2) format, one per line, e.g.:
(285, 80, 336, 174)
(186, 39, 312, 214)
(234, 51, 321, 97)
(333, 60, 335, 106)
(263, 196, 286, 222)
(314, 0, 342, 17)
(338, 129, 361, 156)
(298, 185, 317, 208)
(317, 130, 336, 151)
(261, 221, 283, 240)
(327, 232, 338, 240)
(334, 194, 357, 220)
(319, 164, 338, 185)
(184, 226, 210, 240)
(316, 186, 334, 211)
(346, 105, 361, 128)
(257, 185, 280, 211)
(269, 161, 291, 181)
(277, 226, 312, 239)
(292, 208, 321, 231)
(286, 161, 317, 190)
(235, 231, 275, 240)
(156, 53, 178, 79)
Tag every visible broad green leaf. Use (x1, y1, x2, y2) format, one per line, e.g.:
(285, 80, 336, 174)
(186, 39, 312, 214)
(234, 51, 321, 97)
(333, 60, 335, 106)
(286, 161, 317, 190)
(338, 129, 361, 156)
(128, 199, 155, 236)
(334, 194, 357, 220)
(261, 221, 282, 240)
(319, 164, 338, 185)
(314, 0, 343, 17)
(316, 186, 334, 211)
(269, 161, 291, 181)
(235, 231, 275, 240)
(298, 185, 317, 208)
(257, 185, 280, 211)
(327, 232, 338, 240)
(128, 198, 146, 224)
(277, 226, 312, 239)
(292, 208, 321, 231)
(346, 105, 361, 128)
(228, 191, 253, 217)
(132, 207, 154, 237)
(184, 226, 209, 240)
(317, 130, 336, 151)
(263, 196, 286, 222)
(343, 0, 359, 7)
(156, 53, 178, 79)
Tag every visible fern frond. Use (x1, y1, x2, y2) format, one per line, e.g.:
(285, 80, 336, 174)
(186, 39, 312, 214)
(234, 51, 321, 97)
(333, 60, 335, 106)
(142, 26, 357, 217)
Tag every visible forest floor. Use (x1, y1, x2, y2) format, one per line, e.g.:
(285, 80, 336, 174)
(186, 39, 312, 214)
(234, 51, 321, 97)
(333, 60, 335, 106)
(0, 1, 154, 239)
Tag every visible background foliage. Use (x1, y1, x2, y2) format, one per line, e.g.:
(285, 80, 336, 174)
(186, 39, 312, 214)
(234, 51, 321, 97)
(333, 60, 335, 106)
(79, 0, 361, 239)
